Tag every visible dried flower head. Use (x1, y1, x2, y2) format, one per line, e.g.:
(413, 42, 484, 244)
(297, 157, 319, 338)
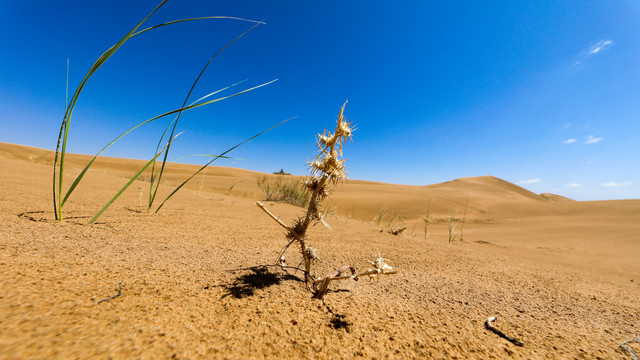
(308, 101, 352, 183)
(367, 254, 394, 279)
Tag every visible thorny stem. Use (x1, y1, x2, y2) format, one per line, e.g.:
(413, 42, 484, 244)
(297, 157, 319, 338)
(298, 176, 328, 282)
(257, 102, 351, 287)
(256, 179, 326, 284)
(256, 103, 396, 299)
(295, 103, 349, 283)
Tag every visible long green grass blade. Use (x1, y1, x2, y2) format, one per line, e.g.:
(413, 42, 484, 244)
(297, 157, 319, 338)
(54, 0, 169, 220)
(60, 79, 277, 207)
(53, 0, 262, 220)
(168, 154, 241, 164)
(152, 79, 247, 158)
(154, 117, 294, 214)
(149, 79, 247, 206)
(54, 59, 71, 220)
(88, 135, 178, 225)
(131, 17, 264, 38)
(149, 22, 263, 210)
(188, 80, 247, 106)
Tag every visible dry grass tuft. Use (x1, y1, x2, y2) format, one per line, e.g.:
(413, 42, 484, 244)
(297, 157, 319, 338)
(257, 176, 309, 207)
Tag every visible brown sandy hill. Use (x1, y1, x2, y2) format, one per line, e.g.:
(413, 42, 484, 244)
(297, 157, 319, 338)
(540, 192, 574, 202)
(328, 175, 564, 224)
(0, 142, 572, 222)
(1, 141, 639, 359)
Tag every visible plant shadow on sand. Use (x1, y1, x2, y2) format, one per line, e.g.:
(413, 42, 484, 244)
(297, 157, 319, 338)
(17, 211, 48, 222)
(17, 210, 117, 229)
(325, 304, 351, 332)
(219, 266, 302, 299)
(218, 266, 352, 332)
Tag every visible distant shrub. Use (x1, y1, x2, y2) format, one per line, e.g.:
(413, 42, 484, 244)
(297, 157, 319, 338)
(257, 176, 309, 207)
(273, 169, 291, 175)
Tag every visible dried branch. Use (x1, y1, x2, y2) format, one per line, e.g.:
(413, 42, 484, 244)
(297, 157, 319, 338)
(256, 201, 299, 238)
(388, 225, 407, 235)
(314, 265, 356, 299)
(485, 316, 524, 347)
(312, 255, 397, 299)
(621, 335, 640, 360)
(315, 268, 398, 283)
(98, 283, 122, 304)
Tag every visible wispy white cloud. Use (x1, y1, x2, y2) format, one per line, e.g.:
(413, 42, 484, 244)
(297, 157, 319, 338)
(564, 122, 573, 129)
(587, 40, 613, 55)
(602, 181, 632, 187)
(585, 135, 602, 144)
(572, 39, 614, 70)
(562, 138, 576, 144)
(517, 179, 540, 185)
(565, 183, 581, 188)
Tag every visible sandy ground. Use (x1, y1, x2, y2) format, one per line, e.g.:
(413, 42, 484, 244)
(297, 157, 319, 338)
(1, 142, 639, 359)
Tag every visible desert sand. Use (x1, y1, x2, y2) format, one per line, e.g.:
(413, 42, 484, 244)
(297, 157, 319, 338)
(1, 142, 639, 359)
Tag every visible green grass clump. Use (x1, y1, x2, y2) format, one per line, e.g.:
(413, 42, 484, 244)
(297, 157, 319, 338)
(386, 211, 406, 228)
(386, 212, 407, 235)
(423, 200, 432, 240)
(51, 0, 281, 223)
(257, 176, 310, 208)
(459, 204, 468, 242)
(375, 205, 388, 227)
(225, 179, 241, 195)
(373, 206, 406, 235)
(447, 203, 468, 243)
(448, 210, 458, 243)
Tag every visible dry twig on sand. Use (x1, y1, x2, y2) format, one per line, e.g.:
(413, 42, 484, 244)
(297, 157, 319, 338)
(98, 283, 122, 304)
(485, 316, 524, 347)
(621, 335, 640, 360)
(388, 225, 407, 235)
(313, 255, 397, 299)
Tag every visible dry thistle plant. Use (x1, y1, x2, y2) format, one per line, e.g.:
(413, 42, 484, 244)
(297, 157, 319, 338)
(256, 102, 396, 299)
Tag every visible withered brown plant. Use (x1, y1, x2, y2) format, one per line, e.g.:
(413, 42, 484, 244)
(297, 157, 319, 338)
(257, 102, 396, 299)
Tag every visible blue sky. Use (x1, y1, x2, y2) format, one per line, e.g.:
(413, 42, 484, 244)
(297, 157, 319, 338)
(1, 1, 638, 200)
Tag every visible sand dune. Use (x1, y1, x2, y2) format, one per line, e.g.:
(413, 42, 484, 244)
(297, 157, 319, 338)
(1, 141, 639, 358)
(0, 142, 584, 221)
